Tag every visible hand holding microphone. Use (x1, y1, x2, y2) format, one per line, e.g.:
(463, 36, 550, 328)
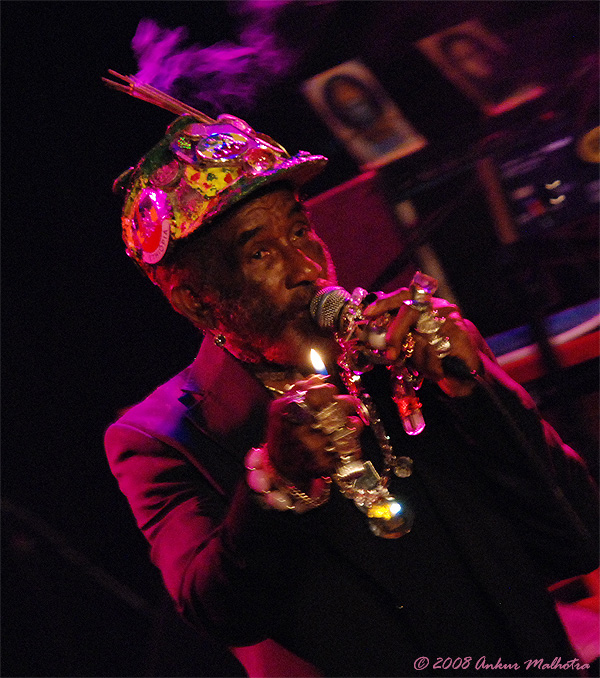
(310, 272, 482, 397)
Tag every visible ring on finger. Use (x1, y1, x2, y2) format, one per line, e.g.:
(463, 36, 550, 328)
(415, 308, 443, 334)
(413, 310, 452, 359)
(400, 331, 415, 360)
(311, 400, 349, 435)
(428, 333, 451, 359)
(281, 391, 317, 425)
(403, 298, 430, 313)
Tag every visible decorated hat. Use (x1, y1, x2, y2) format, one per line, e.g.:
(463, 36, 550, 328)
(107, 73, 327, 267)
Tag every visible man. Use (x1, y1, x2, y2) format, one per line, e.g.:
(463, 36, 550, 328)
(105, 112, 598, 676)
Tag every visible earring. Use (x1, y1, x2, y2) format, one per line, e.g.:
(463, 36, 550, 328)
(213, 334, 226, 348)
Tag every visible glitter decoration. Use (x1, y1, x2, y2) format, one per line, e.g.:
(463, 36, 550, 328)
(149, 159, 182, 188)
(196, 132, 249, 163)
(245, 147, 277, 174)
(117, 113, 327, 266)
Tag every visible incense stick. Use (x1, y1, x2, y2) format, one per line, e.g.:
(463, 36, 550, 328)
(103, 69, 290, 157)
(102, 70, 216, 123)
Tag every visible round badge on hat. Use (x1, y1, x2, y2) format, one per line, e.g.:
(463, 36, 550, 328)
(133, 188, 175, 264)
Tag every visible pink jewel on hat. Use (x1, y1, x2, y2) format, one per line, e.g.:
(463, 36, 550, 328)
(149, 159, 182, 188)
(244, 147, 277, 174)
(133, 188, 175, 264)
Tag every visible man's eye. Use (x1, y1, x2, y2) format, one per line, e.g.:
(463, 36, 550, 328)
(251, 249, 268, 260)
(293, 225, 309, 239)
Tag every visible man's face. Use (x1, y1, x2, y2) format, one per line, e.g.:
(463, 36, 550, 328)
(449, 38, 494, 80)
(203, 187, 338, 368)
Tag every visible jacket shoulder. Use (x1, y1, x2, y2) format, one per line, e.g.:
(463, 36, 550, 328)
(107, 367, 195, 440)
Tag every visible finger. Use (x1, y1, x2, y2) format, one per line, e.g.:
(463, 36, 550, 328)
(346, 414, 365, 435)
(410, 310, 481, 383)
(362, 289, 410, 317)
(383, 304, 421, 362)
(332, 394, 364, 418)
(303, 382, 338, 410)
(430, 297, 457, 313)
(290, 374, 327, 394)
(276, 428, 336, 479)
(406, 331, 443, 380)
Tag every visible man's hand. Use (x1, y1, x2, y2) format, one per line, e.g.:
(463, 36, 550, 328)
(266, 376, 364, 489)
(363, 289, 483, 396)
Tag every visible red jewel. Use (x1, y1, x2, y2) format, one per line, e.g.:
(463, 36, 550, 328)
(394, 396, 422, 418)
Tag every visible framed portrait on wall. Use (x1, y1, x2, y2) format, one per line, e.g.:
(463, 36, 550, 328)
(302, 60, 427, 170)
(417, 19, 546, 116)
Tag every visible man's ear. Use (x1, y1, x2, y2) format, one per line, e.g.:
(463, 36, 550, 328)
(170, 285, 218, 331)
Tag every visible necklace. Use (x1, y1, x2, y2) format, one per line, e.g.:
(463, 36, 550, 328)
(338, 356, 415, 480)
(335, 354, 415, 538)
(253, 358, 414, 539)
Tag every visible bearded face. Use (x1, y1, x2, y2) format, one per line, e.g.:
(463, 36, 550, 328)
(213, 276, 335, 365)
(181, 187, 339, 369)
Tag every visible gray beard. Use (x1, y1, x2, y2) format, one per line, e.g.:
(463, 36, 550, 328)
(215, 282, 333, 365)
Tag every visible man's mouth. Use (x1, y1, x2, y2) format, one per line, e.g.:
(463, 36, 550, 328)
(289, 284, 319, 315)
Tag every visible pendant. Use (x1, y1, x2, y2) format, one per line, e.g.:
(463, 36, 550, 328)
(392, 373, 425, 435)
(390, 455, 413, 478)
(335, 352, 418, 539)
(367, 495, 414, 539)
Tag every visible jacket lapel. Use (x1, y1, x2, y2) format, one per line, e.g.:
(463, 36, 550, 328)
(180, 338, 272, 477)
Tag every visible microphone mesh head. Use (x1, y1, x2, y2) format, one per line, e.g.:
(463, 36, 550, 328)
(310, 286, 351, 330)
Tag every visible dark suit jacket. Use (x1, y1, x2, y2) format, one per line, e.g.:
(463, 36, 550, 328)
(105, 336, 598, 677)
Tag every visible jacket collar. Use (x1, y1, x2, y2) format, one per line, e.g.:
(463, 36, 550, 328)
(181, 336, 272, 460)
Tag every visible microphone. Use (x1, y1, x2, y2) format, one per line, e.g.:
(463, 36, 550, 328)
(310, 286, 364, 332)
(310, 284, 473, 380)
(310, 284, 427, 436)
(310, 286, 388, 352)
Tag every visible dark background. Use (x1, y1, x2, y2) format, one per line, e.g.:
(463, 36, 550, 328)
(2, 2, 598, 676)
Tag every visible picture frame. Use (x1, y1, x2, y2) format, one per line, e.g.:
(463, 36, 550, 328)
(417, 19, 545, 116)
(302, 60, 427, 170)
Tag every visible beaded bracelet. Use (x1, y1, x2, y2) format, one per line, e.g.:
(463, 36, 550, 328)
(244, 446, 331, 513)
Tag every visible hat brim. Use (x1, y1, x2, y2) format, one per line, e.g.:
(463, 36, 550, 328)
(201, 153, 328, 226)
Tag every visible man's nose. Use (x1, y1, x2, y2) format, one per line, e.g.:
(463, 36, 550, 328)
(284, 247, 323, 288)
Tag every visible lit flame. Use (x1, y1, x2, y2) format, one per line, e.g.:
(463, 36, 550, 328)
(310, 349, 328, 376)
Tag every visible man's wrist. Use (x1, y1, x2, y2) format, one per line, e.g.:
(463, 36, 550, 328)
(244, 445, 331, 513)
